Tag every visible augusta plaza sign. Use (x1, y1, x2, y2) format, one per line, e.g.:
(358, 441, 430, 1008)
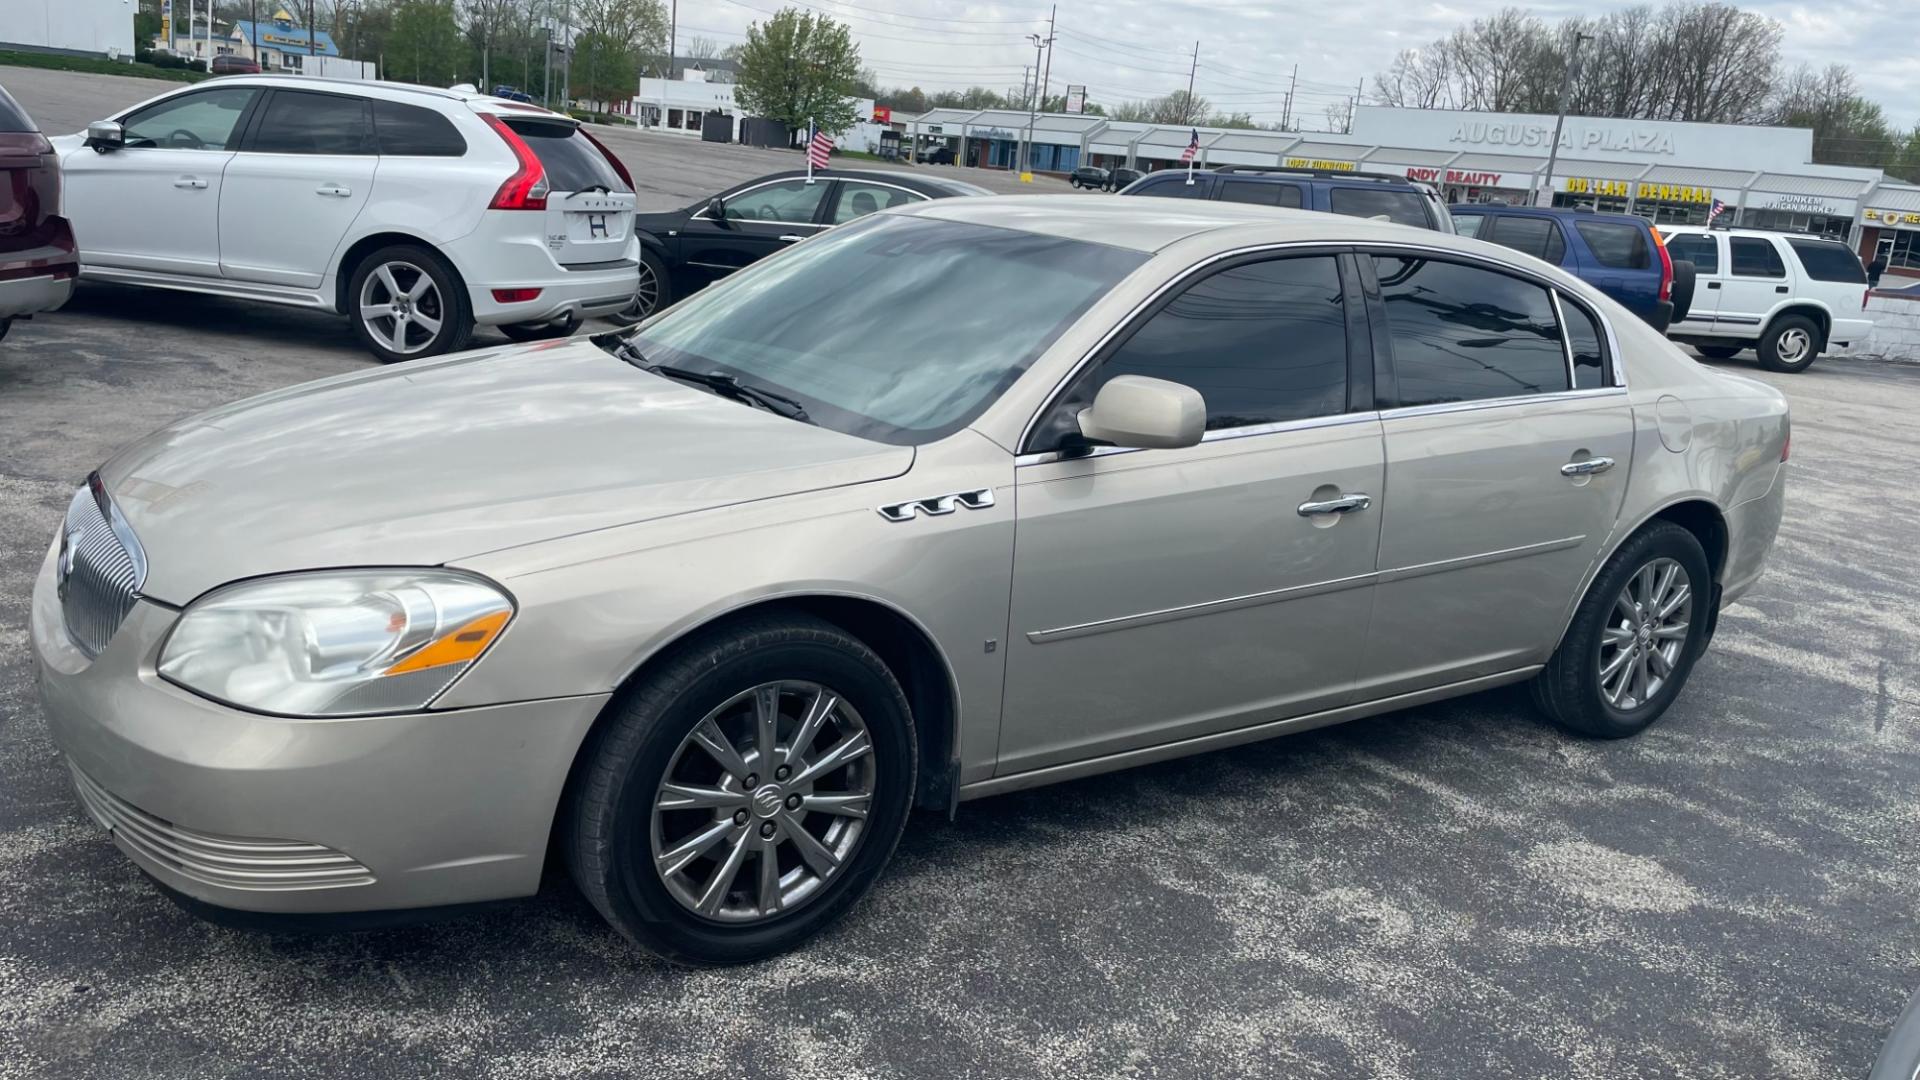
(1449, 121, 1677, 155)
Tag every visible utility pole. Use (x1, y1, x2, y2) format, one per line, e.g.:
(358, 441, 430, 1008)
(1184, 41, 1198, 124)
(307, 0, 315, 58)
(1020, 25, 1049, 181)
(1281, 65, 1297, 131)
(1037, 5, 1056, 119)
(1348, 79, 1362, 133)
(668, 0, 677, 81)
(1539, 31, 1592, 206)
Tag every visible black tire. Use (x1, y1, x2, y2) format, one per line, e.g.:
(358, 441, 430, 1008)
(346, 244, 471, 363)
(565, 614, 917, 965)
(1757, 314, 1820, 373)
(1531, 521, 1713, 739)
(497, 311, 580, 343)
(0, 317, 10, 342)
(1696, 344, 1743, 360)
(1668, 259, 1696, 325)
(608, 247, 672, 327)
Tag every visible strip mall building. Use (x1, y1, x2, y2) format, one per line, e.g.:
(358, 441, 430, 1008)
(905, 104, 1920, 280)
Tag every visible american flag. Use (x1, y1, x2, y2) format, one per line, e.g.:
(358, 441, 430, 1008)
(807, 121, 833, 170)
(1179, 128, 1201, 163)
(1709, 198, 1727, 222)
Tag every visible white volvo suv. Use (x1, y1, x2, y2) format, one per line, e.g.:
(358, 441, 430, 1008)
(52, 76, 640, 362)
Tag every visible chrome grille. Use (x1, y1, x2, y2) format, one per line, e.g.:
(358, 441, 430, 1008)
(69, 763, 376, 892)
(58, 477, 146, 659)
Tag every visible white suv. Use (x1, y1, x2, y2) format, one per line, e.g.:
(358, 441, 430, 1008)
(52, 76, 640, 362)
(1661, 225, 1870, 373)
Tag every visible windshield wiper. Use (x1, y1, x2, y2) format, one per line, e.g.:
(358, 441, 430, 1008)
(597, 335, 809, 422)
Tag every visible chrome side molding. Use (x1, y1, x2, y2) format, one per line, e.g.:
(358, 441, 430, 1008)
(878, 488, 996, 523)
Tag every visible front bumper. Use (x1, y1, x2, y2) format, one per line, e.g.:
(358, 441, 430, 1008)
(29, 543, 608, 915)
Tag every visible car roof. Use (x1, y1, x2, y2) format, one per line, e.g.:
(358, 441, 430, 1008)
(728, 168, 990, 196)
(198, 74, 574, 119)
(1455, 205, 1652, 227)
(897, 194, 1448, 253)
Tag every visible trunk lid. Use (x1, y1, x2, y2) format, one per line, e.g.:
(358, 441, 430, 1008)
(503, 115, 637, 267)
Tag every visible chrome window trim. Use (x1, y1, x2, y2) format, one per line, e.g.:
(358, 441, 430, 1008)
(1549, 290, 1576, 389)
(1376, 386, 1627, 423)
(1016, 409, 1381, 468)
(1552, 288, 1621, 390)
(1016, 238, 1631, 456)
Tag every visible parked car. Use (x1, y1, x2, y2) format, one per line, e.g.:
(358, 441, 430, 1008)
(35, 197, 1789, 963)
(0, 82, 77, 342)
(620, 168, 989, 322)
(1123, 165, 1453, 231)
(1107, 166, 1143, 190)
(1660, 225, 1870, 372)
(1450, 205, 1692, 331)
(1069, 165, 1110, 190)
(50, 76, 640, 361)
(491, 85, 536, 104)
(916, 144, 954, 165)
(210, 54, 262, 75)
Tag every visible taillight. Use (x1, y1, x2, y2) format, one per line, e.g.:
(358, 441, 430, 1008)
(1780, 432, 1790, 462)
(578, 126, 634, 191)
(1651, 227, 1674, 302)
(480, 113, 549, 211)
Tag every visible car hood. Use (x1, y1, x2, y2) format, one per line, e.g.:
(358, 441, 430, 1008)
(100, 340, 913, 603)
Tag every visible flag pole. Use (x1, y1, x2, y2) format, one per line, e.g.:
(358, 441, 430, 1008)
(805, 118, 815, 184)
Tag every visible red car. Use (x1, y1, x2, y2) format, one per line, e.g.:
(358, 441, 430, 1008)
(210, 54, 262, 75)
(0, 83, 76, 341)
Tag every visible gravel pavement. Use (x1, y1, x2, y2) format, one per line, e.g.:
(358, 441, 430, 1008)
(3, 64, 1920, 1080)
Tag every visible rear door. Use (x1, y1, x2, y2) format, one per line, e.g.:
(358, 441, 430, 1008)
(1483, 213, 1570, 269)
(1718, 235, 1789, 335)
(501, 116, 636, 269)
(1571, 219, 1657, 321)
(1664, 232, 1722, 331)
(218, 88, 377, 289)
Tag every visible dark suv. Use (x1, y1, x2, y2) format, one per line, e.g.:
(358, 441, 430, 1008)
(0, 83, 77, 342)
(1119, 166, 1452, 232)
(1450, 205, 1692, 331)
(1069, 165, 1110, 190)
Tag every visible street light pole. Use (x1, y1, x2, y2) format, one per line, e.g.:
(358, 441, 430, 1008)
(1019, 31, 1044, 180)
(1539, 31, 1592, 206)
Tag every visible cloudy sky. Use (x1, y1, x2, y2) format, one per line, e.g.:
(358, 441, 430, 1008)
(672, 0, 1918, 134)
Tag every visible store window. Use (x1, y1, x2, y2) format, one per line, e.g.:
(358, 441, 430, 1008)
(1738, 207, 1852, 241)
(1884, 230, 1920, 272)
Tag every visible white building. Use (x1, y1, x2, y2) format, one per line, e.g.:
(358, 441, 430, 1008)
(4, 0, 134, 58)
(627, 69, 880, 151)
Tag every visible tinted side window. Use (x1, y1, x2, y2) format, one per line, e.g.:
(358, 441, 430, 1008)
(1329, 188, 1432, 228)
(248, 91, 372, 155)
(373, 100, 466, 156)
(1574, 221, 1650, 269)
(1487, 216, 1566, 263)
(1729, 237, 1786, 278)
(1666, 233, 1718, 274)
(721, 179, 827, 223)
(830, 181, 920, 224)
(1787, 239, 1867, 284)
(1136, 176, 1207, 199)
(1073, 256, 1349, 432)
(1372, 256, 1570, 406)
(1218, 179, 1303, 208)
(1561, 296, 1608, 390)
(121, 87, 259, 151)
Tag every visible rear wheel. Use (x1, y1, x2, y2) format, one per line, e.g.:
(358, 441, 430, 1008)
(1696, 344, 1743, 360)
(1758, 314, 1820, 373)
(565, 615, 916, 964)
(1531, 521, 1713, 739)
(608, 248, 672, 327)
(348, 244, 471, 363)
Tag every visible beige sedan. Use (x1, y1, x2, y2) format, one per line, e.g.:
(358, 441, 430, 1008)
(33, 197, 1788, 963)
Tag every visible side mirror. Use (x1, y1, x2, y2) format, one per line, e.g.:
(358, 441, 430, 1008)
(1076, 375, 1205, 450)
(705, 195, 730, 226)
(85, 120, 124, 152)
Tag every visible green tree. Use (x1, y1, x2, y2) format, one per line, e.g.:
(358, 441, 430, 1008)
(733, 8, 861, 134)
(570, 0, 667, 108)
(387, 0, 462, 85)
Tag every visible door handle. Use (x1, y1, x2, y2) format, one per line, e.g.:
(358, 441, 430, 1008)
(316, 184, 353, 197)
(777, 234, 806, 242)
(172, 177, 208, 189)
(1561, 457, 1615, 477)
(1706, 281, 1720, 289)
(1774, 285, 1788, 293)
(1297, 493, 1372, 516)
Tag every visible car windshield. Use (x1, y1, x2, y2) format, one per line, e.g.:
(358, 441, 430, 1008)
(627, 214, 1148, 444)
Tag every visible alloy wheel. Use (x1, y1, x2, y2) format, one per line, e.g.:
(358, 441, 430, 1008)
(358, 261, 445, 356)
(650, 680, 875, 924)
(1598, 557, 1692, 711)
(622, 260, 661, 321)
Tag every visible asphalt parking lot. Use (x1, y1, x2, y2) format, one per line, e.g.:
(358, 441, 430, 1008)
(6, 66, 1920, 1080)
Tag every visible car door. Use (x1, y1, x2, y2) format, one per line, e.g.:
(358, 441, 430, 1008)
(1719, 235, 1789, 335)
(1483, 213, 1570, 271)
(217, 88, 377, 290)
(824, 178, 926, 226)
(997, 252, 1385, 776)
(1354, 251, 1634, 700)
(1664, 232, 1721, 331)
(677, 178, 830, 289)
(1571, 219, 1658, 323)
(59, 85, 262, 277)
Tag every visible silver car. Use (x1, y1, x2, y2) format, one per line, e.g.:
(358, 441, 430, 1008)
(32, 197, 1789, 963)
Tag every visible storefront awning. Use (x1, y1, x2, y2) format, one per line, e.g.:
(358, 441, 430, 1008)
(1867, 186, 1920, 213)
(1446, 153, 1544, 175)
(1362, 146, 1454, 167)
(1640, 166, 1754, 189)
(1550, 158, 1647, 181)
(1748, 173, 1873, 200)
(1209, 131, 1294, 155)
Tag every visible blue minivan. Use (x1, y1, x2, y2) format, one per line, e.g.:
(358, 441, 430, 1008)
(1449, 205, 1692, 331)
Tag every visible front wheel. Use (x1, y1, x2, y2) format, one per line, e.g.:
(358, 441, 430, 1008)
(348, 245, 471, 363)
(565, 615, 916, 964)
(1531, 521, 1713, 739)
(1758, 315, 1820, 373)
(608, 248, 672, 327)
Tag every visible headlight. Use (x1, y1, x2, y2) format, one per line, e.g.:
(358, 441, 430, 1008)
(157, 570, 515, 717)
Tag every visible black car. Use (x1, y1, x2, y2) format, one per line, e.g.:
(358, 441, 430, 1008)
(917, 144, 956, 165)
(1069, 165, 1111, 190)
(618, 169, 990, 322)
(1107, 166, 1143, 190)
(1121, 165, 1453, 232)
